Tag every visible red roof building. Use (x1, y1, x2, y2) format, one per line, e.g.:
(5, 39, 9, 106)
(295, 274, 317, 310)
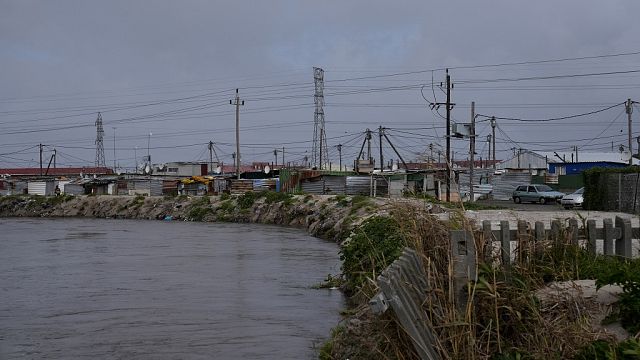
(0, 167, 113, 177)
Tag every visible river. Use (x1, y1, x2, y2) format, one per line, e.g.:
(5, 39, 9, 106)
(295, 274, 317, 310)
(0, 218, 344, 359)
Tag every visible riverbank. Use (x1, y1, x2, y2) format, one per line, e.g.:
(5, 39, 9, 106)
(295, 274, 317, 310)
(0, 193, 390, 243)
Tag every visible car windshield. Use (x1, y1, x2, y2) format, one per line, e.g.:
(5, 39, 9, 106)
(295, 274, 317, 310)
(535, 185, 553, 192)
(574, 188, 584, 194)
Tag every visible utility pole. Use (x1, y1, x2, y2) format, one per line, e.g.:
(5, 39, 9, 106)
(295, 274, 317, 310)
(337, 144, 343, 171)
(487, 135, 492, 169)
(282, 146, 285, 168)
(445, 70, 452, 202)
(627, 99, 633, 165)
(274, 149, 278, 166)
(470, 102, 475, 202)
(319, 130, 324, 169)
(53, 149, 56, 169)
(230, 89, 244, 179)
(491, 116, 496, 170)
(112, 127, 117, 171)
(429, 143, 434, 165)
(378, 126, 384, 171)
(208, 141, 215, 174)
(134, 146, 138, 174)
(39, 143, 43, 176)
(366, 129, 372, 161)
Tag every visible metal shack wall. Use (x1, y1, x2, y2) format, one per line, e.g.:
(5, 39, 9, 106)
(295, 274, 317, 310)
(28, 181, 55, 196)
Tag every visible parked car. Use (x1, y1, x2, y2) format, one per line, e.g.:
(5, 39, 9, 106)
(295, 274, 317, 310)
(512, 184, 565, 204)
(560, 187, 584, 209)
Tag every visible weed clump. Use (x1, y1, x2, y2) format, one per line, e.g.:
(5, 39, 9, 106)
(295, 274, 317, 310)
(237, 191, 258, 209)
(339, 216, 405, 294)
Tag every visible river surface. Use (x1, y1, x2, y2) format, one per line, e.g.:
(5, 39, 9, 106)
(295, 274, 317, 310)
(0, 218, 344, 359)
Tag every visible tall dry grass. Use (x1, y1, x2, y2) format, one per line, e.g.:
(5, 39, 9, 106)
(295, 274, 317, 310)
(330, 201, 611, 359)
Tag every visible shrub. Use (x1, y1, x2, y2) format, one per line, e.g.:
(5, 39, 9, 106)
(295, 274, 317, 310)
(262, 191, 292, 204)
(339, 216, 405, 293)
(187, 206, 212, 221)
(575, 339, 640, 360)
(237, 191, 258, 209)
(596, 258, 640, 334)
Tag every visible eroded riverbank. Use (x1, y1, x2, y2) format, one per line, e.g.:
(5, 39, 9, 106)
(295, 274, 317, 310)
(0, 193, 390, 243)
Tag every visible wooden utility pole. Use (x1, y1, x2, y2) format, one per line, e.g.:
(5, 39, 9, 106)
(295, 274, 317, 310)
(230, 89, 244, 179)
(491, 116, 496, 170)
(627, 99, 633, 165)
(282, 146, 285, 168)
(337, 144, 342, 171)
(445, 70, 452, 202)
(470, 102, 475, 202)
(378, 126, 384, 171)
(487, 135, 492, 169)
(39, 143, 43, 176)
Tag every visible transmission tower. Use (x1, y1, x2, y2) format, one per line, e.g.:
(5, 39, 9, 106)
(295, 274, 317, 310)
(95, 112, 106, 167)
(312, 67, 329, 169)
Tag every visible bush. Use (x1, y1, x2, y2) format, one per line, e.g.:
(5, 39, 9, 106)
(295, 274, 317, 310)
(339, 216, 405, 293)
(596, 258, 640, 334)
(237, 191, 258, 209)
(575, 339, 640, 360)
(187, 206, 212, 221)
(262, 191, 292, 204)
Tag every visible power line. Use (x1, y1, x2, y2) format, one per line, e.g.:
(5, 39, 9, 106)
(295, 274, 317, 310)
(476, 102, 624, 122)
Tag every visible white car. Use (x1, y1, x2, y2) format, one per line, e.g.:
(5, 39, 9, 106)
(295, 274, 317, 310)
(561, 188, 584, 209)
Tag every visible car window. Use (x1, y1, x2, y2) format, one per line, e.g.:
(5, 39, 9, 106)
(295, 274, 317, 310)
(516, 186, 526, 191)
(528, 186, 536, 192)
(536, 185, 553, 192)
(576, 188, 584, 194)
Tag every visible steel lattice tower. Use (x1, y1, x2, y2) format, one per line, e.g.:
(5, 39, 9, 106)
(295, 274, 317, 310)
(95, 112, 106, 167)
(312, 67, 328, 169)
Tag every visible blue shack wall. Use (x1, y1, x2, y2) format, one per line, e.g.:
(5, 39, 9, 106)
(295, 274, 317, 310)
(549, 162, 626, 175)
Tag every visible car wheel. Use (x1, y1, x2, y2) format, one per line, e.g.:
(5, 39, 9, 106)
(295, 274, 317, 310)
(514, 197, 521, 204)
(539, 197, 546, 205)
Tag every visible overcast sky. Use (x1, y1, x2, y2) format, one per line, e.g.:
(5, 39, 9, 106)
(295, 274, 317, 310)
(2, 0, 640, 170)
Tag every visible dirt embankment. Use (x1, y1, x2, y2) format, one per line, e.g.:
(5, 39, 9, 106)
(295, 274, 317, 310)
(0, 194, 388, 242)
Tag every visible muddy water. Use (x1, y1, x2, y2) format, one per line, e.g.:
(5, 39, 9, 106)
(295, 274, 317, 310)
(0, 218, 344, 359)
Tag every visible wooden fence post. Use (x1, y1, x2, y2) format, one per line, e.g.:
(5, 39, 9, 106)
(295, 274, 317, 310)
(517, 220, 528, 264)
(500, 220, 510, 266)
(568, 218, 579, 247)
(603, 218, 614, 256)
(586, 220, 597, 255)
(551, 220, 562, 246)
(615, 216, 633, 258)
(450, 230, 476, 309)
(482, 220, 492, 261)
(534, 221, 545, 242)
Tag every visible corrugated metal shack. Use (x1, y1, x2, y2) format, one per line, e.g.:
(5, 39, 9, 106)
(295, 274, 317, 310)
(27, 180, 56, 196)
(126, 178, 164, 196)
(0, 179, 28, 195)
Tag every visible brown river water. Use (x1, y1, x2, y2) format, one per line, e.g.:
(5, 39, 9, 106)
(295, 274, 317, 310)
(0, 218, 344, 359)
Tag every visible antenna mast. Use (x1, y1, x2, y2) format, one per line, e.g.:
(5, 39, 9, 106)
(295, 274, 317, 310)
(312, 67, 328, 169)
(95, 112, 105, 167)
